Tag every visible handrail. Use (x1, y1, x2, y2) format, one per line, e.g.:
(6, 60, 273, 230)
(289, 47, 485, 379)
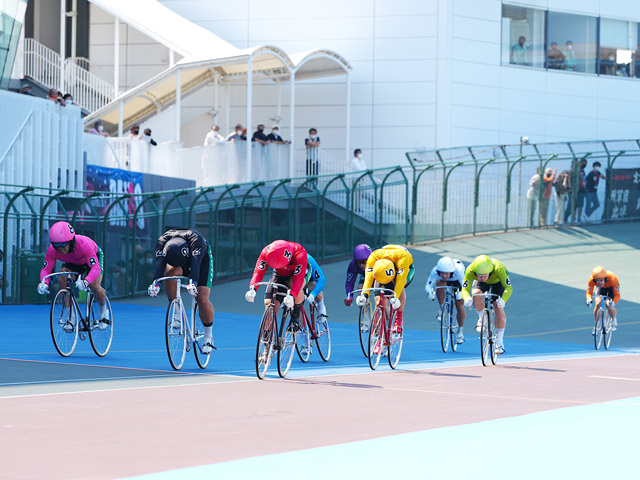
(0, 112, 33, 167)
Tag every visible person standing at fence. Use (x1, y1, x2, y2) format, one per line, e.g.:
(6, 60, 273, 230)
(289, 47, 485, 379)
(251, 124, 270, 146)
(575, 158, 588, 223)
(554, 169, 570, 225)
(266, 125, 290, 144)
(539, 167, 556, 226)
(526, 170, 540, 227)
(585, 161, 606, 221)
(129, 125, 142, 140)
(89, 120, 109, 137)
(305, 128, 320, 176)
(226, 124, 246, 142)
(142, 128, 157, 146)
(204, 125, 225, 146)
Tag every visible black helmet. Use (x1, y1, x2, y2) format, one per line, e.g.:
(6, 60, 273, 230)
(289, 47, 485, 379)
(163, 237, 190, 267)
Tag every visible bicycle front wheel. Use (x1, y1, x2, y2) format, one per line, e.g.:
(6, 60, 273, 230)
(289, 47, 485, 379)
(489, 311, 497, 365)
(440, 301, 451, 353)
(315, 312, 331, 362)
(277, 309, 297, 378)
(358, 301, 372, 357)
(594, 309, 603, 350)
(165, 298, 187, 370)
(450, 309, 459, 353)
(193, 302, 211, 369)
(256, 305, 277, 379)
(388, 311, 403, 369)
(480, 309, 490, 366)
(368, 306, 384, 370)
(603, 311, 613, 350)
(295, 310, 311, 363)
(88, 294, 114, 357)
(50, 289, 78, 357)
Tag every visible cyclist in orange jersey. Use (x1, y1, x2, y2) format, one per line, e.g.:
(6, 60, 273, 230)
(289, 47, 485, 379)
(586, 266, 620, 334)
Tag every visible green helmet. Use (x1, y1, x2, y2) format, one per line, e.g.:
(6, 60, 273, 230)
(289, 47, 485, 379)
(474, 255, 493, 275)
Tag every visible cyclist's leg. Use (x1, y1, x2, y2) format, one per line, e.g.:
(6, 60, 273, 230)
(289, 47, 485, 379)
(196, 248, 215, 351)
(163, 265, 183, 300)
(435, 279, 447, 305)
(472, 282, 485, 331)
(88, 274, 107, 305)
(451, 280, 465, 328)
(490, 283, 507, 350)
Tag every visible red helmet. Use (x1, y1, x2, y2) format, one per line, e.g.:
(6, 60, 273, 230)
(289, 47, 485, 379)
(49, 221, 75, 244)
(265, 240, 294, 269)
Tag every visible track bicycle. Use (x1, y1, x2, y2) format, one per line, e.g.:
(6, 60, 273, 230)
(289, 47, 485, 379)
(151, 276, 212, 370)
(435, 285, 459, 353)
(252, 281, 299, 379)
(354, 288, 403, 370)
(473, 292, 500, 366)
(593, 294, 614, 350)
(348, 289, 376, 358)
(45, 271, 114, 357)
(295, 293, 331, 363)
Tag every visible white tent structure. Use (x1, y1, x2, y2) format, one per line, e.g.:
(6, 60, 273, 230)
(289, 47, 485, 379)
(80, 0, 352, 177)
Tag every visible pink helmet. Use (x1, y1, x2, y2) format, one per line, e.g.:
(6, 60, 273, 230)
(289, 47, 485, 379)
(49, 221, 75, 244)
(265, 240, 294, 269)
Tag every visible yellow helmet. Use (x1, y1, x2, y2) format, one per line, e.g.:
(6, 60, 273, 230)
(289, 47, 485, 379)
(373, 258, 396, 284)
(474, 255, 493, 275)
(592, 266, 606, 280)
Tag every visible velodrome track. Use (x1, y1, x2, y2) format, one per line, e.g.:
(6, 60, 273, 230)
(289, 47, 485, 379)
(1, 224, 639, 479)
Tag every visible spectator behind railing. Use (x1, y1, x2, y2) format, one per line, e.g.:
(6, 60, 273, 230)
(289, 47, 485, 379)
(252, 123, 270, 146)
(47, 88, 66, 106)
(204, 124, 225, 146)
(63, 93, 74, 106)
(143, 128, 158, 146)
(266, 125, 290, 144)
(226, 123, 246, 142)
(20, 85, 35, 96)
(351, 148, 367, 171)
(305, 127, 320, 175)
(130, 125, 142, 139)
(89, 120, 109, 137)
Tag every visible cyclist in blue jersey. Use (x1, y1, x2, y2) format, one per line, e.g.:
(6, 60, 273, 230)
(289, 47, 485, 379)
(305, 254, 328, 320)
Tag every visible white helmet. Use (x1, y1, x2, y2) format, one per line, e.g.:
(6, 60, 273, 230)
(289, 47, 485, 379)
(436, 256, 455, 274)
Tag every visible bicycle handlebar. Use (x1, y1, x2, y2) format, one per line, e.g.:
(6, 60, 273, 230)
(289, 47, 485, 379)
(349, 287, 397, 299)
(472, 292, 500, 299)
(43, 272, 81, 281)
(435, 285, 459, 290)
(251, 281, 291, 293)
(153, 276, 193, 286)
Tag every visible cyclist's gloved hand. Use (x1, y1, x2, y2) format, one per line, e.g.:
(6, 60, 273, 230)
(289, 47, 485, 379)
(464, 297, 473, 309)
(306, 293, 315, 305)
(428, 289, 436, 301)
(245, 289, 256, 303)
(75, 278, 89, 291)
(390, 297, 401, 310)
(344, 297, 352, 307)
(148, 283, 160, 297)
(496, 297, 505, 309)
(283, 294, 294, 309)
(186, 282, 198, 297)
(37, 282, 49, 295)
(586, 298, 592, 306)
(355, 294, 367, 307)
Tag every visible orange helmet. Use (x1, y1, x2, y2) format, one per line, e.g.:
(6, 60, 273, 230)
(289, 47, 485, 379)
(592, 266, 606, 280)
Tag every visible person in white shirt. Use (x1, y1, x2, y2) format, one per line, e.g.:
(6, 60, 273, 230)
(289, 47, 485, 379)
(351, 148, 367, 171)
(204, 125, 225, 146)
(425, 256, 467, 344)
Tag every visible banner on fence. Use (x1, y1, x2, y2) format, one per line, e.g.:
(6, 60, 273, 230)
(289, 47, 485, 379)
(607, 168, 640, 220)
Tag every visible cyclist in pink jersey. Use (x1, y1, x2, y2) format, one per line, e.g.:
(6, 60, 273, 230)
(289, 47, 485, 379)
(38, 221, 109, 326)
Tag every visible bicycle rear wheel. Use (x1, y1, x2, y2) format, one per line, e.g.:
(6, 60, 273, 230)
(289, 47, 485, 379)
(358, 301, 372, 357)
(50, 289, 78, 357)
(88, 294, 114, 357)
(603, 311, 613, 350)
(368, 306, 384, 370)
(315, 310, 331, 362)
(440, 301, 451, 353)
(295, 309, 311, 363)
(193, 303, 211, 369)
(256, 305, 277, 379)
(489, 311, 497, 365)
(594, 309, 603, 350)
(165, 298, 187, 370)
(388, 311, 403, 369)
(480, 309, 490, 366)
(277, 309, 297, 378)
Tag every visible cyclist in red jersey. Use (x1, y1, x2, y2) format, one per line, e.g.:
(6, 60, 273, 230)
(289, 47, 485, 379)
(245, 240, 308, 329)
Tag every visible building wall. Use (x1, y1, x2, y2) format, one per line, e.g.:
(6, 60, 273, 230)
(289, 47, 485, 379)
(157, 0, 640, 168)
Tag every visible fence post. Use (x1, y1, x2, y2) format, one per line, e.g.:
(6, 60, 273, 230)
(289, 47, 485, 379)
(293, 176, 319, 245)
(351, 170, 376, 246)
(240, 182, 265, 273)
(321, 174, 348, 259)
(378, 167, 407, 244)
(473, 158, 495, 235)
(213, 184, 240, 278)
(267, 178, 291, 241)
(2, 187, 34, 304)
(505, 155, 525, 231)
(441, 162, 463, 241)
(604, 151, 625, 221)
(39, 189, 69, 250)
(410, 164, 434, 244)
(130, 193, 159, 296)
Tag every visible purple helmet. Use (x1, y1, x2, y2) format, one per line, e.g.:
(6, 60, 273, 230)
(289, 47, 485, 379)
(353, 243, 372, 262)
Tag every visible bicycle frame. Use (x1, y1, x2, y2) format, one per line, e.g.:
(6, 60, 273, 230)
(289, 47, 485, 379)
(435, 285, 459, 353)
(593, 294, 613, 350)
(472, 291, 500, 366)
(44, 272, 90, 332)
(348, 288, 376, 358)
(253, 281, 294, 346)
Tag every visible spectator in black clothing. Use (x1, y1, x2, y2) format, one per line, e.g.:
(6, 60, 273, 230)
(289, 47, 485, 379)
(585, 161, 606, 220)
(266, 125, 290, 144)
(143, 128, 158, 146)
(252, 124, 270, 146)
(305, 128, 320, 175)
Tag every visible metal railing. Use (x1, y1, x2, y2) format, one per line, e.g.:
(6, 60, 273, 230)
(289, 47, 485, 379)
(23, 38, 115, 112)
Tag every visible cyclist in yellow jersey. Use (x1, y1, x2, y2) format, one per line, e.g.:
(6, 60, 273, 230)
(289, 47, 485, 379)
(356, 245, 415, 333)
(461, 254, 513, 354)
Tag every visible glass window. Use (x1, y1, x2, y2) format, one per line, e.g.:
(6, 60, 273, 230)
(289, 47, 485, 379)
(600, 18, 637, 78)
(501, 4, 546, 68)
(547, 11, 598, 74)
(0, 0, 28, 90)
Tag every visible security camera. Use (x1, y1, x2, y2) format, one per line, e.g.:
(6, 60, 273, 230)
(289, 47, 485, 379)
(520, 136, 530, 144)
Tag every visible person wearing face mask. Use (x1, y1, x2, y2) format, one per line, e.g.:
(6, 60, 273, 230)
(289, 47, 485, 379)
(63, 94, 73, 106)
(226, 123, 246, 142)
(305, 128, 321, 176)
(351, 148, 367, 172)
(89, 120, 109, 137)
(251, 123, 270, 146)
(130, 125, 142, 139)
(601, 52, 617, 76)
(585, 161, 606, 221)
(143, 128, 157, 146)
(204, 125, 225, 146)
(563, 41, 577, 71)
(266, 125, 290, 144)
